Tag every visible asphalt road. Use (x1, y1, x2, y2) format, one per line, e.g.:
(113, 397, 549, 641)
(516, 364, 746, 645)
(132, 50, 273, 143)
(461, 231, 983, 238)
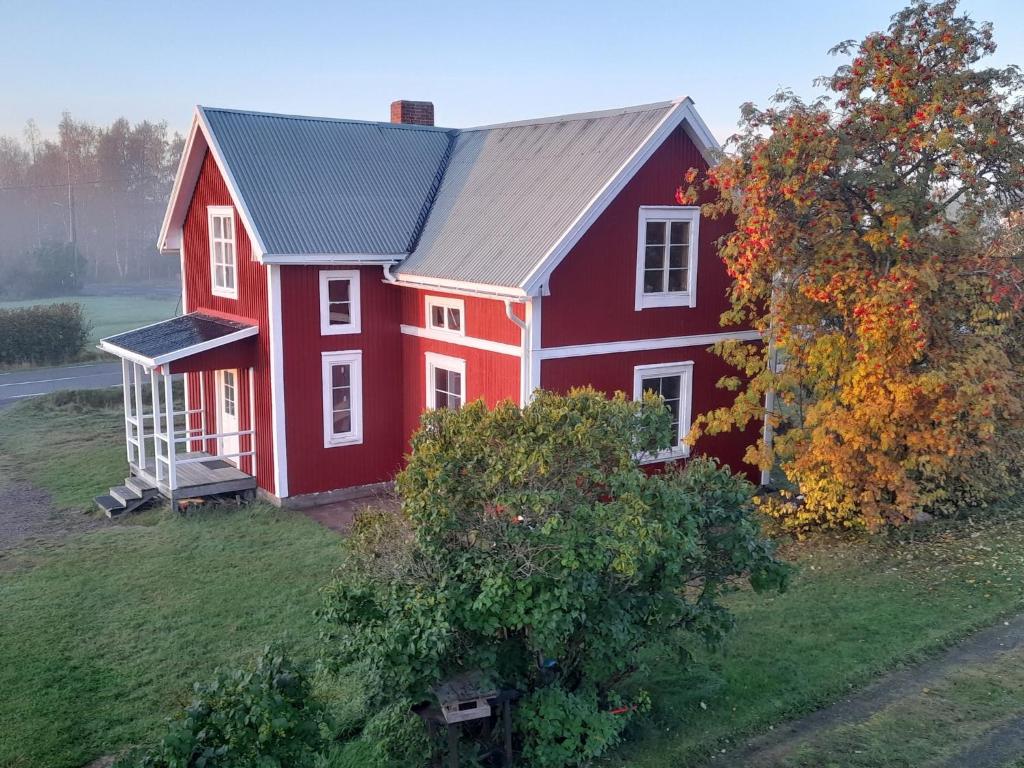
(0, 361, 122, 409)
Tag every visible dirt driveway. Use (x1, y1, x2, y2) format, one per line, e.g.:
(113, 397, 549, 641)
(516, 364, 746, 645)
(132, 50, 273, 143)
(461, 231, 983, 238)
(0, 468, 109, 553)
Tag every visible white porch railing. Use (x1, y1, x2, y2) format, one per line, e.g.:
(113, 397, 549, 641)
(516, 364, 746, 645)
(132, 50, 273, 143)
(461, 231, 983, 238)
(120, 360, 255, 492)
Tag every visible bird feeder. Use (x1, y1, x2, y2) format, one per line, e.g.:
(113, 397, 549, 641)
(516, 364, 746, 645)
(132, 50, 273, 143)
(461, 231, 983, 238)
(413, 670, 517, 767)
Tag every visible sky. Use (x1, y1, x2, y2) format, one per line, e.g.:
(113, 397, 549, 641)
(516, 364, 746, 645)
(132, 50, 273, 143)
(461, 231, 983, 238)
(2, 0, 1022, 144)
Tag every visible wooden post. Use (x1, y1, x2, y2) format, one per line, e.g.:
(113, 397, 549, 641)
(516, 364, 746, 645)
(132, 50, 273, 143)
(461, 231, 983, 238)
(151, 367, 163, 483)
(121, 358, 134, 467)
(199, 372, 208, 454)
(164, 371, 177, 491)
(248, 366, 256, 474)
(133, 362, 146, 471)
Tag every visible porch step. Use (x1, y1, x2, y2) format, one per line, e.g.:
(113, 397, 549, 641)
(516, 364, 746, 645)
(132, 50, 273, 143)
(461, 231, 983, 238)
(95, 478, 160, 518)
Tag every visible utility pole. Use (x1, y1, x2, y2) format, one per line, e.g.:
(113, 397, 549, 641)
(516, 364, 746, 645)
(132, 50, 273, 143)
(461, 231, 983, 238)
(66, 154, 79, 284)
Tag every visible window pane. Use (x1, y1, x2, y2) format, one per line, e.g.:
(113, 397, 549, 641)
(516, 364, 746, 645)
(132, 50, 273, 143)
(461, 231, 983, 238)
(643, 269, 663, 294)
(446, 307, 461, 331)
(434, 367, 447, 393)
(333, 387, 350, 410)
(222, 218, 232, 241)
(645, 245, 664, 270)
(212, 217, 221, 238)
(431, 305, 446, 328)
(225, 266, 235, 290)
(333, 411, 352, 434)
(328, 279, 349, 303)
(332, 364, 350, 388)
(641, 376, 660, 396)
(329, 301, 350, 325)
(660, 375, 680, 400)
(645, 221, 665, 245)
(668, 268, 687, 292)
(670, 221, 688, 245)
(215, 264, 225, 288)
(224, 241, 234, 262)
(668, 244, 686, 269)
(448, 370, 462, 397)
(449, 393, 462, 410)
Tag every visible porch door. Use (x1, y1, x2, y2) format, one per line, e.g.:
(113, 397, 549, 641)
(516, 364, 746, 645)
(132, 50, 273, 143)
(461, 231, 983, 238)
(216, 369, 240, 466)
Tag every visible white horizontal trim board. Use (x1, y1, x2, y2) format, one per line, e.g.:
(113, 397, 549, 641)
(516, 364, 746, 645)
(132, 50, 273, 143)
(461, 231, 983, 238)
(400, 324, 522, 357)
(537, 330, 761, 360)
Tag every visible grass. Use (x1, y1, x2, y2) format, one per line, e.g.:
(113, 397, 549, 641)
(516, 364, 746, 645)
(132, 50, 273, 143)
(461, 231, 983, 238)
(0, 390, 127, 509)
(2, 394, 1024, 767)
(0, 505, 343, 768)
(0, 294, 178, 344)
(608, 509, 1024, 766)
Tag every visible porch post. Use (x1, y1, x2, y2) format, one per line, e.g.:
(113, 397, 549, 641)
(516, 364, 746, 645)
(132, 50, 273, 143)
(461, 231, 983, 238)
(121, 358, 134, 467)
(133, 362, 146, 471)
(164, 371, 177, 491)
(199, 372, 208, 453)
(248, 367, 256, 475)
(151, 367, 163, 483)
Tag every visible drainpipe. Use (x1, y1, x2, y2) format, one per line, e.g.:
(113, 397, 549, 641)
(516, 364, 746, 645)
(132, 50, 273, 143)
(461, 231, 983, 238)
(504, 299, 530, 406)
(382, 263, 397, 283)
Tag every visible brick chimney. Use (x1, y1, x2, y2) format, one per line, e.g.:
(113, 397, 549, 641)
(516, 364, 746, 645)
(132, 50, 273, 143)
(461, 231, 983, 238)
(390, 100, 435, 126)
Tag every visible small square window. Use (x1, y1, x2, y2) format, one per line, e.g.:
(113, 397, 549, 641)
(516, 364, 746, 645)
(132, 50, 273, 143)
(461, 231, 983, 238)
(426, 352, 466, 410)
(633, 361, 694, 461)
(319, 270, 361, 335)
(425, 296, 465, 336)
(635, 207, 699, 310)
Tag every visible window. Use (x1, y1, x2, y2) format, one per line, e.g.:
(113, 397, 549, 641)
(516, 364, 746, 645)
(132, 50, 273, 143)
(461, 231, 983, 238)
(321, 350, 363, 447)
(319, 270, 361, 335)
(425, 352, 466, 410)
(425, 295, 465, 335)
(633, 361, 694, 460)
(208, 206, 237, 299)
(634, 206, 699, 310)
(222, 370, 236, 417)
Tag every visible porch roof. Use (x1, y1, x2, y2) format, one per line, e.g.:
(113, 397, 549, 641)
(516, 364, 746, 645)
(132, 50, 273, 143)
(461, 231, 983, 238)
(99, 312, 258, 368)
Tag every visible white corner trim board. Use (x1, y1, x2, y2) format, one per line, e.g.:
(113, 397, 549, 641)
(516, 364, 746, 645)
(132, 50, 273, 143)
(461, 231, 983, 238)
(536, 330, 761, 360)
(267, 264, 289, 498)
(399, 324, 522, 357)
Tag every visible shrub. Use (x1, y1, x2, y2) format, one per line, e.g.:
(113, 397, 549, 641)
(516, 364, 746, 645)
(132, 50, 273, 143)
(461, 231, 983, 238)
(320, 389, 788, 766)
(119, 648, 330, 768)
(0, 302, 90, 365)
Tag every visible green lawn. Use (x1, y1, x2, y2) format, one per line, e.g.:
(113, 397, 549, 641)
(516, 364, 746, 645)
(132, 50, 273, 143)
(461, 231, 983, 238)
(1, 395, 1023, 767)
(0, 293, 179, 344)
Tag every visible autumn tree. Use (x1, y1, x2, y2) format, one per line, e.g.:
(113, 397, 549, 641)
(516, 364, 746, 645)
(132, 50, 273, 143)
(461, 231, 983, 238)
(684, 0, 1024, 530)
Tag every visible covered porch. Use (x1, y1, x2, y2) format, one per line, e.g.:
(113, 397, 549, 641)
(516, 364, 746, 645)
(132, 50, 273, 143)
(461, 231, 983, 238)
(97, 312, 260, 513)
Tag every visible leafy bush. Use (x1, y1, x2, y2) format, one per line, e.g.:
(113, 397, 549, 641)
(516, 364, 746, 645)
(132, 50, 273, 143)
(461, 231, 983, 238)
(119, 648, 330, 768)
(4, 240, 85, 299)
(320, 389, 788, 766)
(0, 302, 90, 365)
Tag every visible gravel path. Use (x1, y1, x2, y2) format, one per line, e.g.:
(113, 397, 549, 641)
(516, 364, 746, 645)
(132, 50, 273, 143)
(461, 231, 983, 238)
(0, 473, 109, 553)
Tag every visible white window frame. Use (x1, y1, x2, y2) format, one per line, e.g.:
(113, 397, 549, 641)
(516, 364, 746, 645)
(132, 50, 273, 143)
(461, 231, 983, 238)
(634, 206, 699, 311)
(318, 269, 362, 335)
(425, 351, 466, 410)
(632, 361, 694, 461)
(208, 206, 238, 299)
(425, 295, 466, 337)
(321, 350, 363, 448)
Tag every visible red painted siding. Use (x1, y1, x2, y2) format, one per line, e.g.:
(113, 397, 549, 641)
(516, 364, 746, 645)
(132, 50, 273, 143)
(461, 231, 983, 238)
(399, 287, 523, 346)
(181, 152, 275, 494)
(542, 125, 741, 348)
(540, 346, 758, 479)
(278, 265, 405, 495)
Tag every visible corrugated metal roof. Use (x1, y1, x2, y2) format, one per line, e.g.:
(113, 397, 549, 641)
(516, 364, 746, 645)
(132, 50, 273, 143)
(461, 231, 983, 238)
(202, 107, 454, 257)
(397, 101, 674, 288)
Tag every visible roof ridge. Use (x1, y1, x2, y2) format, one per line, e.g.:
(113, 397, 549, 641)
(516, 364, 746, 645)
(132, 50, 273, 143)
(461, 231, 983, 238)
(198, 105, 454, 133)
(460, 98, 687, 132)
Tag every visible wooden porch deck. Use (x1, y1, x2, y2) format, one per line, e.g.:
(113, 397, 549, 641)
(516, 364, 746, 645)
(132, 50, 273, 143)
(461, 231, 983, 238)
(135, 451, 257, 501)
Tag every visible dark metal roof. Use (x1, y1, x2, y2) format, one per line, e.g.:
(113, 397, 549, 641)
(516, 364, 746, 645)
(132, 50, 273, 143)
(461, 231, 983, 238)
(100, 312, 258, 365)
(202, 107, 454, 257)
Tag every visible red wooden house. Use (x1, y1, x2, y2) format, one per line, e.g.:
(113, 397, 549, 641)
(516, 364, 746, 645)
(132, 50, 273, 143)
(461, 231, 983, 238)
(95, 98, 759, 515)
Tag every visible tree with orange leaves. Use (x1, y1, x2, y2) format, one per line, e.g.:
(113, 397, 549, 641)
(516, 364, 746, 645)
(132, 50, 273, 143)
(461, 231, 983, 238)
(683, 0, 1024, 530)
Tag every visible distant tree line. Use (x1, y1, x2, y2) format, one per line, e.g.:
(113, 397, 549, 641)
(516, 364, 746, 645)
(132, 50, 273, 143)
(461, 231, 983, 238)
(0, 114, 184, 297)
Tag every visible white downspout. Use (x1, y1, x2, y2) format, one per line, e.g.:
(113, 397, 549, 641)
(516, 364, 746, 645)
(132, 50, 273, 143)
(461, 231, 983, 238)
(504, 299, 530, 406)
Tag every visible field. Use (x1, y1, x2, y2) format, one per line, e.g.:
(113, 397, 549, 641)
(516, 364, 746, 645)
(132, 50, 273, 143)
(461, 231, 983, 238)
(1, 394, 1022, 767)
(0, 292, 179, 344)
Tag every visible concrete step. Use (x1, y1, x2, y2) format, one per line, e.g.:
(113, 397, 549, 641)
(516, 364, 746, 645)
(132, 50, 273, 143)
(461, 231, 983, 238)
(95, 494, 126, 518)
(110, 484, 142, 507)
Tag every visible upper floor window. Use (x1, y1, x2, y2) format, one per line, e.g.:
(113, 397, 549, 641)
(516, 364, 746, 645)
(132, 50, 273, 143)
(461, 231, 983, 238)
(208, 206, 237, 299)
(425, 295, 464, 335)
(319, 270, 361, 335)
(425, 352, 465, 410)
(634, 206, 699, 310)
(633, 361, 694, 461)
(321, 350, 363, 447)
